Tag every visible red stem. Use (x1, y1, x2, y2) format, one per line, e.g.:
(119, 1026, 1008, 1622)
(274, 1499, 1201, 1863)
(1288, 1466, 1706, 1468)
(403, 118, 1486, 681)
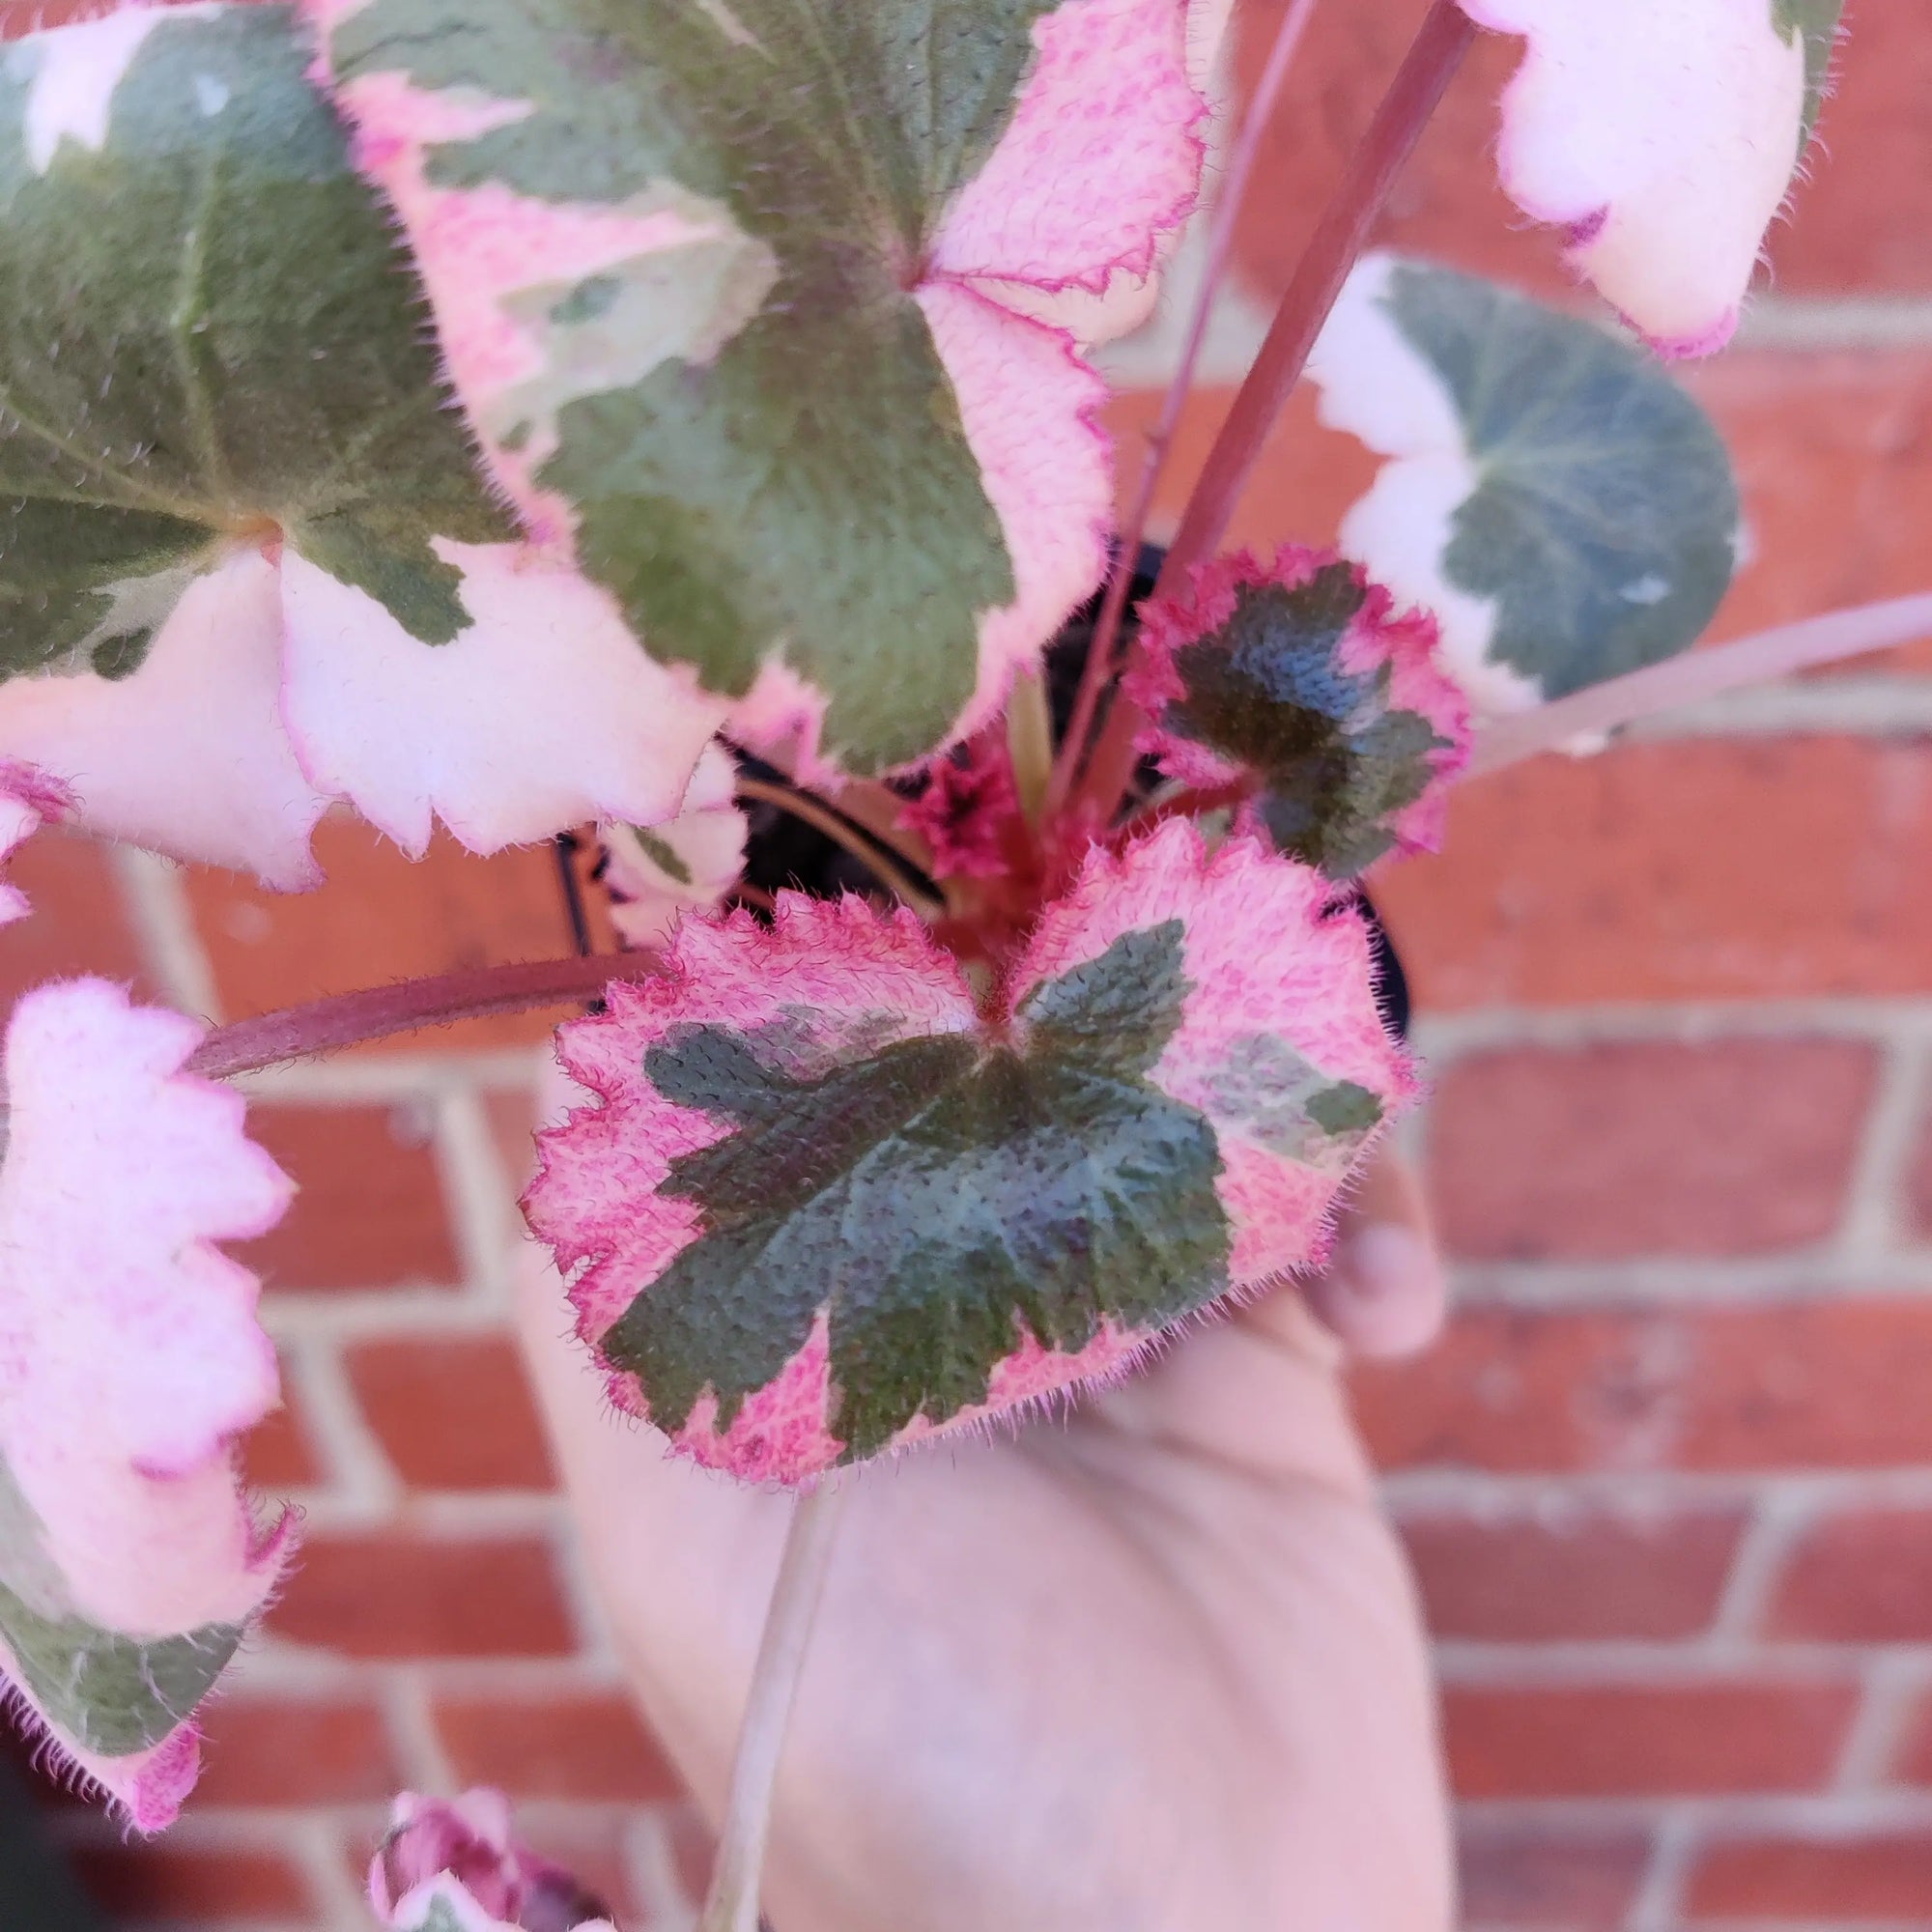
(185, 952, 666, 1082)
(1043, 0, 1325, 824)
(1067, 0, 1475, 832)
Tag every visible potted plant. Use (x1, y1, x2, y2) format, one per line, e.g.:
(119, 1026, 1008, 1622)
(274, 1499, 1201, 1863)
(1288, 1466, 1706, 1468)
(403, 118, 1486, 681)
(0, 2, 1901, 1925)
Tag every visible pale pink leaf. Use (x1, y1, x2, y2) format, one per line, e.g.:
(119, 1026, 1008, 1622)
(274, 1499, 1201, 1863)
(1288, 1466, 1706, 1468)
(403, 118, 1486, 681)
(0, 980, 294, 1830)
(280, 544, 725, 861)
(1460, 0, 1836, 355)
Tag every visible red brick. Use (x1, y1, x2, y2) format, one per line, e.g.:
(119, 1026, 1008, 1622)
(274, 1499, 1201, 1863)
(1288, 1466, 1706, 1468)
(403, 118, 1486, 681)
(0, 830, 151, 1012)
(185, 820, 580, 1058)
(242, 1370, 326, 1490)
(1102, 380, 1376, 558)
(270, 1533, 577, 1659)
(347, 1334, 556, 1492)
(1768, 0, 1932, 298)
(1357, 1301, 1932, 1474)
(1459, 1825, 1650, 1929)
(1228, 0, 1925, 310)
(1690, 352, 1932, 671)
(1768, 1509, 1932, 1641)
(1687, 1832, 1932, 1918)
(241, 1100, 461, 1293)
(1428, 1038, 1877, 1262)
(1888, 1690, 1932, 1786)
(485, 1082, 542, 1191)
(74, 1843, 313, 1923)
(434, 1691, 681, 1803)
(1377, 739, 1932, 1009)
(1444, 1680, 1857, 1799)
(1228, 0, 1575, 309)
(194, 1696, 401, 1808)
(1402, 1506, 1746, 1640)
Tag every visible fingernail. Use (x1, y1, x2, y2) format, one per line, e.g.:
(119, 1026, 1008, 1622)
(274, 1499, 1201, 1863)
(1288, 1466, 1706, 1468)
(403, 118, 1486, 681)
(1309, 1223, 1447, 1360)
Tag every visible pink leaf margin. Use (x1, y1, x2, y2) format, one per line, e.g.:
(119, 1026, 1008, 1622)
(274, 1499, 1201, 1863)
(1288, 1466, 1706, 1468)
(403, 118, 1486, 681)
(0, 980, 295, 1832)
(1125, 544, 1473, 858)
(526, 822, 1414, 1486)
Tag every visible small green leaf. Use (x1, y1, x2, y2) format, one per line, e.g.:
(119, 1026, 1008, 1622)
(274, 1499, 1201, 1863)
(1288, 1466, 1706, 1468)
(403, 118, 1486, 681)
(1315, 257, 1742, 707)
(1131, 553, 1469, 880)
(0, 4, 512, 682)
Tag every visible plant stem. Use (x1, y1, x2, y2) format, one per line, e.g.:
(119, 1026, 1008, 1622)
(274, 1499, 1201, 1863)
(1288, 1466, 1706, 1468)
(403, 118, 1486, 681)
(554, 830, 597, 958)
(1467, 593, 1932, 778)
(1006, 668, 1056, 827)
(699, 1483, 850, 1932)
(733, 774, 946, 920)
(185, 952, 665, 1081)
(1044, 0, 1325, 824)
(1069, 0, 1475, 832)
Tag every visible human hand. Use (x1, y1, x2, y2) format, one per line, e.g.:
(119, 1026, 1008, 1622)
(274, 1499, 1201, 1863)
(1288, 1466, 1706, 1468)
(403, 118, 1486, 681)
(515, 1141, 1455, 1932)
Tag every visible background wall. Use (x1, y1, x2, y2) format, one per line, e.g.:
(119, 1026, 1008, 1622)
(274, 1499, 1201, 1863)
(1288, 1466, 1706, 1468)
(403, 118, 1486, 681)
(6, 0, 1932, 1925)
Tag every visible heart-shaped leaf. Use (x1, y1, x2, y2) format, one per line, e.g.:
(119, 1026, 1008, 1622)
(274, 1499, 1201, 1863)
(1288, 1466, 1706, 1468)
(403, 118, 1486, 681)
(1459, 0, 1844, 355)
(0, 3, 722, 882)
(1125, 547, 1470, 878)
(0, 979, 294, 1830)
(526, 821, 1413, 1485)
(1308, 255, 1741, 716)
(306, 0, 1213, 775)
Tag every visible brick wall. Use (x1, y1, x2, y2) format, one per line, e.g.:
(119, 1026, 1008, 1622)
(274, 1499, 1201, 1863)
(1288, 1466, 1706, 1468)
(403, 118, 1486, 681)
(7, 0, 1932, 1927)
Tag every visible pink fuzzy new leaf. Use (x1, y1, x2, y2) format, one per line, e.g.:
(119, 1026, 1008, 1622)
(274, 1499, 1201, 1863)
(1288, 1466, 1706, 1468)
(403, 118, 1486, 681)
(0, 980, 294, 1831)
(305, 0, 1214, 776)
(526, 822, 1413, 1486)
(371, 1791, 618, 1932)
(1124, 547, 1470, 877)
(1460, 0, 1844, 355)
(0, 6, 719, 886)
(897, 730, 1024, 882)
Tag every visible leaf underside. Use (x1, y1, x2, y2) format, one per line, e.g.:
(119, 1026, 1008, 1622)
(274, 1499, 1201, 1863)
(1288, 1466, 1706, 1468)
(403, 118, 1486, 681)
(1379, 261, 1740, 700)
(0, 4, 511, 683)
(325, 0, 1065, 768)
(1161, 562, 1450, 879)
(0, 1577, 242, 1757)
(608, 924, 1232, 1460)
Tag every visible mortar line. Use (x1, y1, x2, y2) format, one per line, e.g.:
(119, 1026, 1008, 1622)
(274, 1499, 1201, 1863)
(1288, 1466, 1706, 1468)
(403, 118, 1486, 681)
(1708, 1489, 1821, 1642)
(109, 845, 223, 1019)
(1624, 1806, 1698, 1932)
(1839, 1030, 1930, 1254)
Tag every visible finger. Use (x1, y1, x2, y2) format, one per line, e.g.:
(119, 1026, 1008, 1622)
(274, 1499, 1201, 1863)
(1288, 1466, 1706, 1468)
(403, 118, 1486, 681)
(1298, 1145, 1448, 1361)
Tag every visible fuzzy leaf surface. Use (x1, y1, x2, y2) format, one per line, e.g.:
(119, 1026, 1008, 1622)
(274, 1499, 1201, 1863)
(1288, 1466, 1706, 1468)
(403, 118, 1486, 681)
(1310, 256, 1740, 716)
(0, 980, 293, 1830)
(309, 0, 1209, 772)
(526, 823, 1412, 1483)
(1459, 0, 1843, 354)
(0, 1, 510, 680)
(0, 4, 720, 883)
(1127, 549, 1470, 878)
